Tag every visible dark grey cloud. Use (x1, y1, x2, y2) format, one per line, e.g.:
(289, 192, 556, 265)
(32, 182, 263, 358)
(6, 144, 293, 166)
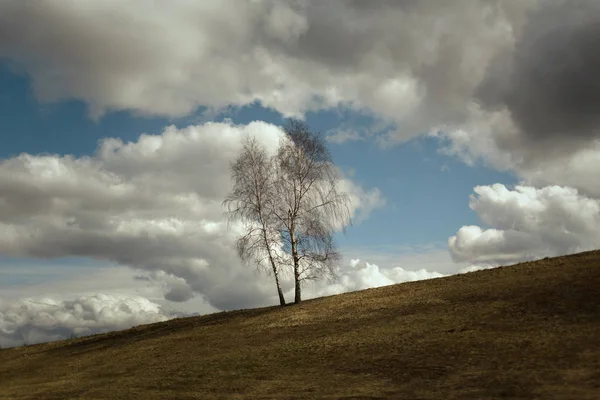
(164, 284, 195, 303)
(476, 0, 600, 154)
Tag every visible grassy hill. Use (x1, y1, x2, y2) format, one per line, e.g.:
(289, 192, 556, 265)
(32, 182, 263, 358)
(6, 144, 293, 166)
(1, 251, 599, 399)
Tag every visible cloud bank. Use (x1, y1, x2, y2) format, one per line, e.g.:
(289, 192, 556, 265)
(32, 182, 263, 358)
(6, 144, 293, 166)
(0, 254, 446, 348)
(0, 294, 175, 348)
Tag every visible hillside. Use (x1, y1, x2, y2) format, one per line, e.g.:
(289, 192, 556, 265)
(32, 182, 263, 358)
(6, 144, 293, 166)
(1, 251, 599, 400)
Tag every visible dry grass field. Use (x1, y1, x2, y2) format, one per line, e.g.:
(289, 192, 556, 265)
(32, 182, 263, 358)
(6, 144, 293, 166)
(1, 250, 599, 399)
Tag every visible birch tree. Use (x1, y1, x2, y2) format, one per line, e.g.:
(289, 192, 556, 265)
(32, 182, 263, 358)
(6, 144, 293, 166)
(225, 121, 352, 306)
(223, 136, 287, 306)
(273, 119, 352, 304)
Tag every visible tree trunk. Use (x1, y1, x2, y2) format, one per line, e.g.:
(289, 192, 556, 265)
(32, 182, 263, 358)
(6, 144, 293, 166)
(294, 266, 301, 304)
(263, 225, 286, 306)
(288, 211, 302, 304)
(291, 231, 301, 304)
(273, 271, 286, 306)
(267, 253, 285, 306)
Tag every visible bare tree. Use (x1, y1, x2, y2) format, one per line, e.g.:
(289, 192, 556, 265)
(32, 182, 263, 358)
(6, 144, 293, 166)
(272, 119, 352, 304)
(223, 136, 287, 306)
(225, 121, 352, 306)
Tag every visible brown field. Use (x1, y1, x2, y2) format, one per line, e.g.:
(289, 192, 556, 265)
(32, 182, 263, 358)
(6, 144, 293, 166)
(1, 250, 599, 399)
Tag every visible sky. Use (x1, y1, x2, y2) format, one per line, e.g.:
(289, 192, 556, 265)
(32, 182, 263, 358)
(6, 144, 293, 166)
(1, 0, 599, 347)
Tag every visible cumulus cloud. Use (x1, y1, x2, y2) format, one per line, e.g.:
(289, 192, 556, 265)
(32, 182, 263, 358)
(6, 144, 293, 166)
(449, 184, 600, 266)
(0, 121, 384, 310)
(0, 294, 175, 348)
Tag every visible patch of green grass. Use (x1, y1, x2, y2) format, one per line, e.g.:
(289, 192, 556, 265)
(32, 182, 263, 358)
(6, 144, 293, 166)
(1, 250, 599, 399)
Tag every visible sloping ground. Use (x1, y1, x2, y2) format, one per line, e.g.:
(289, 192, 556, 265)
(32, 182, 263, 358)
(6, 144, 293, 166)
(1, 251, 599, 400)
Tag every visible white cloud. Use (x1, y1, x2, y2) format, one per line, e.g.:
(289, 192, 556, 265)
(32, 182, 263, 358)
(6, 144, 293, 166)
(449, 184, 600, 266)
(341, 244, 466, 276)
(0, 294, 176, 348)
(0, 260, 220, 321)
(0, 121, 384, 311)
(338, 180, 386, 225)
(303, 258, 444, 298)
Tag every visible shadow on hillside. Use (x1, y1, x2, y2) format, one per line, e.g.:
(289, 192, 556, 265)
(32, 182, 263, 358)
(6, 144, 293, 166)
(43, 307, 274, 357)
